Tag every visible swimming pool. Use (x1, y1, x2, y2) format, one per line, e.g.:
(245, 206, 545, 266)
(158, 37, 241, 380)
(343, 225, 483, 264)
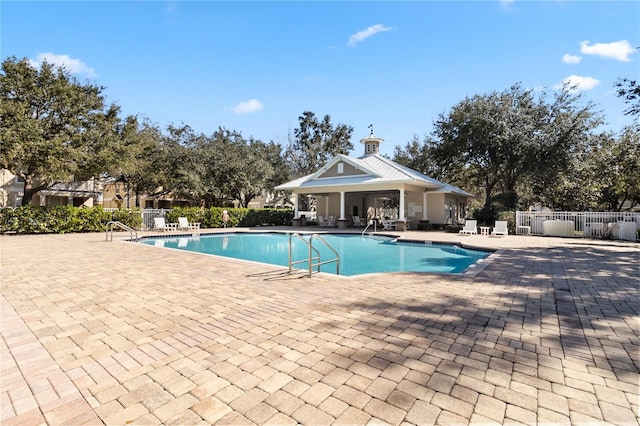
(140, 232, 490, 276)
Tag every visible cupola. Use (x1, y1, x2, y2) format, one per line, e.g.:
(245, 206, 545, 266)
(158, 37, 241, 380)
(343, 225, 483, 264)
(360, 124, 384, 156)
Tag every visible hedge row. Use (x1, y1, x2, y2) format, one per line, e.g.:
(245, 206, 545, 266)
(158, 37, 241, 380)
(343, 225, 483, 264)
(0, 206, 294, 234)
(0, 206, 142, 234)
(165, 207, 293, 229)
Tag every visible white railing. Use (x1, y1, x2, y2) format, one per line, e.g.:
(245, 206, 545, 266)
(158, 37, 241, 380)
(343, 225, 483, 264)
(103, 208, 169, 230)
(516, 211, 640, 241)
(141, 209, 169, 230)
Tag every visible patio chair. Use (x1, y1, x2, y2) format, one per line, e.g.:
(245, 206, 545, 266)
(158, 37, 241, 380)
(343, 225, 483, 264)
(459, 220, 477, 235)
(381, 218, 396, 230)
(325, 216, 336, 227)
(154, 217, 176, 231)
(317, 215, 327, 227)
(491, 221, 508, 237)
(352, 216, 365, 227)
(178, 217, 201, 231)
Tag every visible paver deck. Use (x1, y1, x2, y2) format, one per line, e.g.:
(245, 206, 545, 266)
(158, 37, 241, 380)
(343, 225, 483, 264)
(1, 229, 638, 425)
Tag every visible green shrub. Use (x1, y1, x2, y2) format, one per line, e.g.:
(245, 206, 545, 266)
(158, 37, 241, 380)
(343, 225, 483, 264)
(0, 206, 139, 234)
(166, 207, 292, 228)
(165, 206, 205, 225)
(445, 224, 463, 233)
(0, 206, 293, 234)
(77, 206, 113, 231)
(473, 191, 518, 232)
(110, 208, 143, 230)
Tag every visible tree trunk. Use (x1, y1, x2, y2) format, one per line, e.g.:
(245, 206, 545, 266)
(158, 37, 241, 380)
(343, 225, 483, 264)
(135, 188, 141, 208)
(21, 178, 49, 206)
(483, 179, 497, 209)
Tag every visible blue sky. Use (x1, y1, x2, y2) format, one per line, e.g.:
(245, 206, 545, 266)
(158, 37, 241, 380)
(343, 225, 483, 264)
(2, 1, 638, 157)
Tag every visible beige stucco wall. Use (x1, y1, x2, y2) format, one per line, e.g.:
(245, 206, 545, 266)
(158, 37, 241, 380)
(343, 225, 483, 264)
(1, 169, 23, 207)
(319, 162, 368, 179)
(102, 182, 127, 208)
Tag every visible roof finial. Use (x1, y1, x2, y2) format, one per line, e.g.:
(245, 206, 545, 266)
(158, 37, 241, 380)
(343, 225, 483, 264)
(368, 124, 373, 135)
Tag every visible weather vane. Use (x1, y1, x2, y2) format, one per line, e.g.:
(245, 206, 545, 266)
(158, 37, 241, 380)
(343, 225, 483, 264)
(368, 124, 373, 135)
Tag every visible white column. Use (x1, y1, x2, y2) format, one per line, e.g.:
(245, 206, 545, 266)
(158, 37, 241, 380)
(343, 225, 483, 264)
(422, 192, 428, 221)
(339, 192, 346, 220)
(399, 189, 405, 221)
(294, 193, 299, 218)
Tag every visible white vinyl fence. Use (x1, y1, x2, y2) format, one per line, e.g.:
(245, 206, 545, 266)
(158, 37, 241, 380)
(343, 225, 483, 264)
(515, 211, 640, 241)
(104, 208, 169, 230)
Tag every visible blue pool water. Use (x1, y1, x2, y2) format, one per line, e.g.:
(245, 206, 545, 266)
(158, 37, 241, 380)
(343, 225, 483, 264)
(140, 232, 489, 276)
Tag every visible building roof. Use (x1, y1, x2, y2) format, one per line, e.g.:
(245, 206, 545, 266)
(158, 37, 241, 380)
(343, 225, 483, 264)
(275, 153, 473, 197)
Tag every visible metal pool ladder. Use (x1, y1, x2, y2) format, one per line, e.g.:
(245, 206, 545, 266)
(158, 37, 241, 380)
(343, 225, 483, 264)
(288, 233, 340, 277)
(105, 221, 138, 241)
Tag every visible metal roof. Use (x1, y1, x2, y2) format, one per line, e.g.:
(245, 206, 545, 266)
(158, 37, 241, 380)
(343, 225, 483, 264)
(276, 153, 473, 197)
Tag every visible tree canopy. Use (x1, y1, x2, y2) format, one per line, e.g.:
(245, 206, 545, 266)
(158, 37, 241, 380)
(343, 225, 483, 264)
(155, 125, 286, 208)
(285, 111, 354, 178)
(0, 56, 294, 209)
(0, 56, 125, 205)
(586, 128, 640, 211)
(2, 54, 637, 215)
(615, 77, 640, 117)
(394, 82, 639, 216)
(425, 83, 602, 212)
(113, 118, 168, 208)
(392, 134, 443, 179)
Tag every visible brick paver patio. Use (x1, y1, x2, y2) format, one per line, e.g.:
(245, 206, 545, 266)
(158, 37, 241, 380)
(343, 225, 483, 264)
(1, 230, 638, 425)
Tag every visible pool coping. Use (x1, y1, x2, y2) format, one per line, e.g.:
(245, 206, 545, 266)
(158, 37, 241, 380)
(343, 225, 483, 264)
(133, 230, 497, 278)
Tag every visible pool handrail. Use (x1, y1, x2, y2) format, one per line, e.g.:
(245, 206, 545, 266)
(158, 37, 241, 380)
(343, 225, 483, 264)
(362, 219, 378, 234)
(105, 221, 138, 241)
(309, 234, 340, 276)
(362, 221, 371, 235)
(288, 233, 340, 277)
(288, 233, 320, 274)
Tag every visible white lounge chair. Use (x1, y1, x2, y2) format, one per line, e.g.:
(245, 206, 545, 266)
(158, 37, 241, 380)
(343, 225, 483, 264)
(325, 216, 336, 227)
(317, 216, 327, 227)
(352, 216, 365, 227)
(154, 217, 176, 231)
(178, 217, 200, 231)
(459, 220, 477, 235)
(491, 221, 508, 237)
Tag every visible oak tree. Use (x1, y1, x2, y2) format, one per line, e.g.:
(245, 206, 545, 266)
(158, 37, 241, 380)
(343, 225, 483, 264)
(0, 56, 124, 205)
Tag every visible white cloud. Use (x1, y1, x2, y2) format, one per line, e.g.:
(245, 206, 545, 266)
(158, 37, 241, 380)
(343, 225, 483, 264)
(29, 53, 96, 77)
(580, 40, 635, 62)
(556, 75, 600, 92)
(227, 99, 263, 114)
(348, 24, 392, 47)
(562, 53, 582, 64)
